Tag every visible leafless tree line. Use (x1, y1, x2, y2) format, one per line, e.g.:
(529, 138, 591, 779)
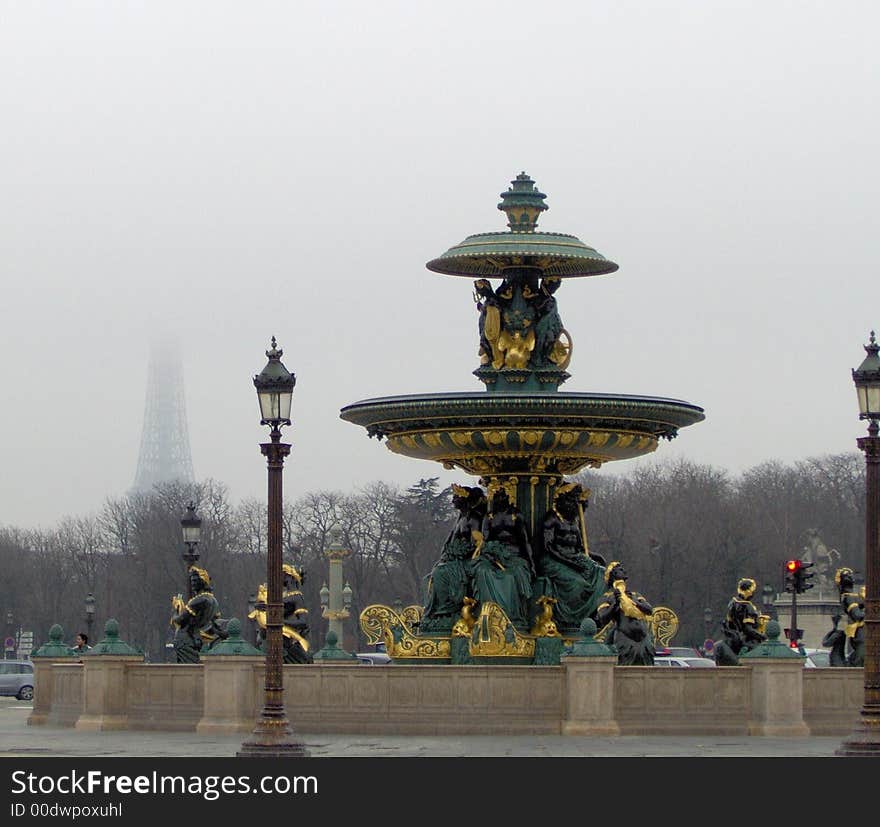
(0, 452, 865, 659)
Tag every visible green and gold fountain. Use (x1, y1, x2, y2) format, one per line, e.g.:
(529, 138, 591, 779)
(340, 173, 704, 663)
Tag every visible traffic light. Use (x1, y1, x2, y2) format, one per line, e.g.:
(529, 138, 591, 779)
(795, 561, 814, 593)
(784, 627, 804, 648)
(784, 559, 800, 593)
(784, 559, 815, 594)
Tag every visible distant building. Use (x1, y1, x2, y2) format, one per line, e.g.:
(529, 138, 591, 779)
(131, 339, 195, 493)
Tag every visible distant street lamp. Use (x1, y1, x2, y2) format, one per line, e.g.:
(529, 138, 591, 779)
(180, 502, 202, 597)
(838, 332, 880, 756)
(238, 337, 309, 758)
(84, 593, 96, 641)
(703, 607, 713, 641)
(5, 610, 13, 660)
(761, 584, 776, 620)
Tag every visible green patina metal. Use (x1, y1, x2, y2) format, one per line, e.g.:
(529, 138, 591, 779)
(203, 618, 262, 656)
(533, 635, 565, 665)
(427, 172, 616, 277)
(562, 618, 616, 658)
(32, 624, 75, 658)
(342, 173, 704, 665)
(740, 620, 805, 660)
(84, 619, 142, 657)
(312, 630, 358, 661)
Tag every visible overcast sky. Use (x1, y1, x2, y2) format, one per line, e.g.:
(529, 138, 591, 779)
(1, 2, 877, 530)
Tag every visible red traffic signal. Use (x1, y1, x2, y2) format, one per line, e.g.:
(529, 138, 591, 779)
(784, 559, 801, 593)
(783, 559, 814, 593)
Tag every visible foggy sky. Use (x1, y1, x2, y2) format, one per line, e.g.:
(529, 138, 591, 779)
(2, 2, 877, 530)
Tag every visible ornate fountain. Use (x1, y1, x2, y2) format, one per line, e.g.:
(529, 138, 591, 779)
(341, 173, 703, 663)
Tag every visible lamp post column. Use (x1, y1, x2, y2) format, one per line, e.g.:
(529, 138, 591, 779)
(85, 594, 96, 643)
(4, 611, 13, 660)
(263, 432, 291, 735)
(838, 421, 880, 755)
(239, 429, 307, 756)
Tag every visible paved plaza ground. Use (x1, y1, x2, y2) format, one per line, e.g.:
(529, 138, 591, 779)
(0, 698, 850, 758)
(2, 696, 873, 823)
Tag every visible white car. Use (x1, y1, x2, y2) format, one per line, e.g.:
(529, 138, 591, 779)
(355, 652, 392, 665)
(653, 656, 716, 668)
(802, 648, 831, 668)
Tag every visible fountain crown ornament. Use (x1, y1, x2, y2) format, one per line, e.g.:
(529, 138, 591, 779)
(426, 172, 618, 279)
(497, 171, 548, 232)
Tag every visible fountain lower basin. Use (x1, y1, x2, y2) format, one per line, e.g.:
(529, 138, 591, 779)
(340, 391, 705, 476)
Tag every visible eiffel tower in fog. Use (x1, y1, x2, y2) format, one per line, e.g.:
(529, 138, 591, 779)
(132, 339, 195, 493)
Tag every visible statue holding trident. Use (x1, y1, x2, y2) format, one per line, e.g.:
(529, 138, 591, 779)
(534, 482, 607, 637)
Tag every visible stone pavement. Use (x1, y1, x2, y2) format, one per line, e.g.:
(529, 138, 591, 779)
(0, 699, 847, 758)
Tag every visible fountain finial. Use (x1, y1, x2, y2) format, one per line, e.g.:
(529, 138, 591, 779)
(498, 171, 548, 233)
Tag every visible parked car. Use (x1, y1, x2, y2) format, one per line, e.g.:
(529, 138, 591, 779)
(355, 652, 392, 665)
(803, 648, 831, 668)
(0, 660, 34, 700)
(653, 656, 716, 668)
(656, 646, 703, 659)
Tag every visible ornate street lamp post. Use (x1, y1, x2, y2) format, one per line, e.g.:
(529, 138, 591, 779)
(180, 502, 202, 597)
(701, 606, 714, 656)
(84, 593, 96, 642)
(5, 610, 13, 660)
(838, 331, 880, 756)
(761, 584, 776, 620)
(238, 337, 309, 758)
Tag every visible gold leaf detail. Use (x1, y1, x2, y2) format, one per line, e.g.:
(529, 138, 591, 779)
(650, 607, 679, 646)
(450, 431, 473, 448)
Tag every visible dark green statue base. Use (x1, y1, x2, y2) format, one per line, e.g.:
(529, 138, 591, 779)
(533, 636, 564, 665)
(417, 617, 456, 636)
(473, 366, 571, 392)
(450, 636, 472, 664)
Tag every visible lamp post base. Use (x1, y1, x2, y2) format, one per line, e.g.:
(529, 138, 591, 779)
(835, 718, 880, 757)
(237, 721, 311, 758)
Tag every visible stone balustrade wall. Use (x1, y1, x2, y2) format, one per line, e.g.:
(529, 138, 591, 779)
(32, 659, 864, 737)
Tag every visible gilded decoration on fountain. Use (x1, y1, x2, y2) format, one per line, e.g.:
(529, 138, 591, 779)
(649, 607, 679, 647)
